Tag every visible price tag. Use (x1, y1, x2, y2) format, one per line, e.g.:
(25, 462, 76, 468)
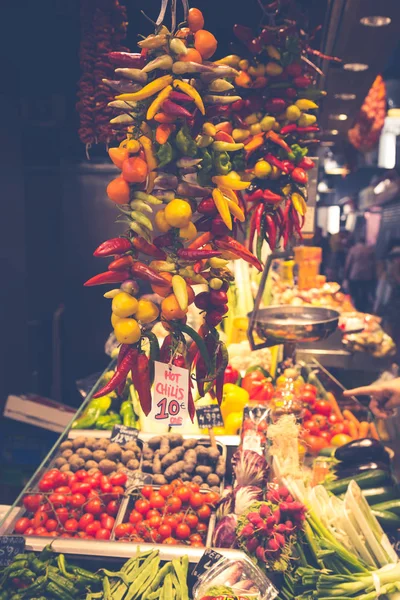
(149, 361, 189, 427)
(0, 536, 25, 566)
(110, 424, 139, 445)
(189, 548, 223, 593)
(196, 405, 224, 429)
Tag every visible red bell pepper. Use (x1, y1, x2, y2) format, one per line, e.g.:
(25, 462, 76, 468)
(224, 364, 239, 385)
(291, 167, 308, 185)
(241, 371, 274, 402)
(297, 156, 315, 170)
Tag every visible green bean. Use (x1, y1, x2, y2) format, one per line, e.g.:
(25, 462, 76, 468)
(103, 576, 113, 600)
(172, 558, 189, 600)
(125, 554, 159, 600)
(163, 572, 173, 600)
(171, 570, 181, 600)
(147, 562, 171, 592)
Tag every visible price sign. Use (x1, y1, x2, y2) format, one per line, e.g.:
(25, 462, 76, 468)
(189, 548, 223, 593)
(110, 424, 139, 445)
(0, 536, 25, 566)
(150, 361, 189, 427)
(196, 405, 224, 429)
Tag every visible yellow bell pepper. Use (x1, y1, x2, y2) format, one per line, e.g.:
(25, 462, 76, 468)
(116, 75, 173, 102)
(224, 411, 243, 435)
(212, 188, 232, 230)
(146, 84, 172, 120)
(173, 79, 205, 115)
(139, 135, 157, 193)
(221, 383, 249, 421)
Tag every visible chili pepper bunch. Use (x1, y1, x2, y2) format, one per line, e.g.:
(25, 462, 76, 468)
(84, 7, 263, 418)
(210, 17, 328, 257)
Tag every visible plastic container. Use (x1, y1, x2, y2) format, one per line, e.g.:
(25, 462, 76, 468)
(193, 554, 278, 600)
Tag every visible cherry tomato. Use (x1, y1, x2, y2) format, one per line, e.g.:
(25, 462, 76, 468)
(303, 383, 318, 395)
(170, 479, 183, 488)
(148, 515, 162, 529)
(320, 430, 332, 442)
(85, 521, 101, 536)
(110, 472, 127, 486)
(196, 523, 208, 534)
(38, 502, 52, 514)
(32, 511, 48, 529)
(174, 512, 184, 523)
(23, 494, 43, 512)
(205, 491, 220, 507)
(158, 524, 172, 539)
(189, 533, 203, 543)
(96, 528, 111, 540)
(166, 496, 182, 513)
(304, 434, 329, 454)
(197, 505, 211, 521)
(114, 523, 133, 538)
(25, 527, 35, 536)
(328, 414, 343, 425)
(70, 493, 86, 508)
(189, 492, 204, 509)
(148, 529, 162, 543)
(188, 482, 200, 493)
(39, 478, 55, 492)
(45, 519, 58, 532)
(14, 517, 32, 534)
(54, 486, 72, 495)
(100, 478, 113, 494)
(311, 414, 328, 429)
(55, 507, 69, 524)
(159, 484, 173, 498)
(149, 493, 165, 509)
(300, 390, 316, 407)
(85, 498, 103, 515)
(314, 400, 332, 417)
(64, 518, 79, 532)
(175, 486, 191, 503)
(78, 513, 94, 530)
(191, 541, 205, 547)
(88, 489, 100, 499)
(75, 469, 88, 481)
(34, 527, 48, 536)
(146, 509, 160, 519)
(342, 420, 351, 435)
(135, 499, 151, 515)
(68, 473, 78, 486)
(163, 537, 178, 545)
(136, 522, 148, 536)
(101, 515, 115, 530)
(68, 509, 81, 520)
(184, 513, 198, 529)
(163, 515, 177, 530)
(71, 482, 91, 495)
(48, 493, 67, 508)
(111, 486, 125, 499)
(107, 500, 120, 516)
(175, 523, 190, 540)
(330, 423, 345, 436)
(86, 477, 100, 489)
(129, 509, 143, 524)
(141, 485, 153, 499)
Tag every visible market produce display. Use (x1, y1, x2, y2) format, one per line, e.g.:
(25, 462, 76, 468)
(348, 75, 386, 153)
(84, 6, 267, 421)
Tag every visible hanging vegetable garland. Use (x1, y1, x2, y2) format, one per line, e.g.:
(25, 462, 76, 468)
(84, 4, 261, 419)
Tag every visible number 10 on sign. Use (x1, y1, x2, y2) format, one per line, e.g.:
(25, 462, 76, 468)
(151, 361, 190, 427)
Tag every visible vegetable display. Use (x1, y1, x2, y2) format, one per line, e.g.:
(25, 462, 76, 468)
(85, 6, 265, 420)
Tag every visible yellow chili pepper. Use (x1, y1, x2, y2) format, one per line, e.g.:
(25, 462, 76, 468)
(116, 75, 173, 102)
(226, 198, 245, 222)
(173, 79, 205, 115)
(212, 173, 250, 191)
(265, 62, 283, 76)
(266, 45, 281, 60)
(203, 122, 217, 137)
(297, 113, 317, 127)
(232, 128, 250, 142)
(172, 275, 188, 311)
(138, 34, 168, 49)
(295, 98, 318, 110)
(139, 135, 157, 193)
(219, 186, 239, 204)
(212, 141, 244, 152)
(146, 84, 172, 120)
(212, 188, 232, 230)
(291, 192, 306, 216)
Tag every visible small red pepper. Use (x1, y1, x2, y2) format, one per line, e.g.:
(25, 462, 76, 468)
(133, 353, 152, 416)
(132, 237, 166, 259)
(163, 100, 192, 118)
(198, 197, 218, 216)
(291, 167, 308, 185)
(233, 23, 253, 43)
(296, 126, 320, 133)
(255, 202, 265, 234)
(265, 213, 277, 251)
(169, 91, 194, 103)
(245, 188, 264, 203)
(286, 63, 303, 77)
(84, 270, 130, 286)
(214, 236, 262, 271)
(263, 189, 284, 204)
(293, 75, 312, 88)
(93, 348, 136, 398)
(280, 123, 297, 135)
(281, 159, 295, 173)
(93, 237, 132, 258)
(153, 232, 176, 248)
(224, 364, 239, 385)
(107, 52, 143, 68)
(264, 98, 287, 114)
(231, 99, 246, 112)
(297, 157, 315, 170)
(266, 130, 292, 154)
(285, 87, 297, 99)
(131, 261, 172, 286)
(264, 153, 290, 173)
(108, 255, 135, 271)
(177, 248, 221, 260)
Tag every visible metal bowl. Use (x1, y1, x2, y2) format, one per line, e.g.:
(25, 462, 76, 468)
(248, 305, 339, 345)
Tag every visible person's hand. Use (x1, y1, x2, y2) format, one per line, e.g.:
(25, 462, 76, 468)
(343, 378, 400, 419)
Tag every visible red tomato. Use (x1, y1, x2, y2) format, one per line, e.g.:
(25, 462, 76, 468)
(300, 390, 317, 407)
(205, 491, 220, 507)
(166, 496, 182, 513)
(175, 523, 190, 540)
(85, 521, 101, 536)
(111, 486, 124, 499)
(45, 519, 58, 532)
(64, 518, 78, 532)
(96, 528, 111, 540)
(191, 541, 204, 547)
(158, 524, 172, 539)
(55, 486, 71, 495)
(100, 478, 113, 494)
(55, 507, 69, 524)
(163, 537, 178, 545)
(184, 513, 198, 529)
(39, 478, 55, 492)
(110, 472, 127, 486)
(190, 492, 204, 509)
(48, 493, 67, 508)
(303, 383, 318, 395)
(86, 477, 100, 489)
(149, 515, 162, 529)
(174, 512, 184, 523)
(320, 431, 332, 442)
(342, 420, 351, 435)
(189, 533, 203, 543)
(303, 408, 312, 421)
(163, 516, 177, 530)
(149, 494, 165, 509)
(71, 482, 91, 495)
(188, 482, 200, 493)
(38, 502, 52, 515)
(101, 515, 115, 530)
(175, 486, 191, 503)
(79, 513, 94, 530)
(135, 499, 151, 515)
(70, 493, 86, 508)
(34, 527, 48, 536)
(114, 523, 133, 538)
(75, 469, 88, 481)
(141, 485, 153, 499)
(68, 474, 78, 486)
(159, 484, 173, 498)
(197, 505, 211, 521)
(196, 523, 208, 534)
(23, 494, 43, 512)
(148, 529, 162, 543)
(129, 509, 143, 524)
(314, 400, 332, 417)
(14, 517, 32, 534)
(85, 498, 103, 515)
(170, 479, 183, 488)
(107, 500, 120, 517)
(24, 527, 35, 536)
(146, 509, 161, 519)
(304, 435, 329, 454)
(330, 423, 345, 436)
(32, 511, 48, 529)
(88, 489, 100, 499)
(328, 414, 343, 425)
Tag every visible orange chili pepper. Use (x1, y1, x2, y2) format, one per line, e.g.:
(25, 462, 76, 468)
(244, 133, 265, 156)
(155, 123, 175, 144)
(154, 112, 176, 123)
(235, 70, 252, 88)
(215, 131, 234, 143)
(215, 121, 233, 135)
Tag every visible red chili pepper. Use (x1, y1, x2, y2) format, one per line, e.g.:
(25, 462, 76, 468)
(231, 99, 246, 112)
(255, 202, 265, 236)
(93, 237, 132, 257)
(116, 344, 131, 395)
(197, 197, 217, 216)
(280, 123, 297, 135)
(281, 160, 295, 173)
(282, 199, 292, 249)
(84, 270, 130, 286)
(188, 381, 195, 423)
(286, 63, 303, 78)
(188, 231, 213, 250)
(264, 153, 290, 173)
(245, 188, 264, 203)
(163, 100, 192, 118)
(108, 52, 143, 68)
(133, 353, 152, 416)
(169, 90, 194, 103)
(130, 261, 172, 286)
(108, 255, 135, 271)
(153, 232, 176, 248)
(93, 348, 136, 398)
(293, 75, 312, 88)
(132, 237, 166, 259)
(247, 36, 263, 55)
(264, 98, 287, 114)
(214, 236, 262, 271)
(265, 130, 291, 153)
(297, 156, 315, 170)
(177, 248, 221, 260)
(233, 23, 253, 43)
(290, 205, 303, 239)
(159, 335, 172, 363)
(296, 126, 320, 133)
(291, 167, 308, 185)
(285, 87, 297, 99)
(263, 189, 284, 204)
(246, 96, 264, 112)
(248, 205, 261, 253)
(265, 214, 277, 251)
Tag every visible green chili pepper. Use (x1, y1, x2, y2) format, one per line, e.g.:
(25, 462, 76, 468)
(213, 151, 232, 175)
(256, 216, 266, 263)
(96, 414, 121, 429)
(156, 141, 175, 167)
(46, 582, 74, 600)
(175, 125, 198, 157)
(72, 396, 112, 429)
(8, 568, 35, 580)
(232, 150, 246, 172)
(120, 400, 136, 427)
(71, 566, 102, 585)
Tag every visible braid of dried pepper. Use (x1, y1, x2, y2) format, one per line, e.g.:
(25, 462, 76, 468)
(86, 7, 262, 415)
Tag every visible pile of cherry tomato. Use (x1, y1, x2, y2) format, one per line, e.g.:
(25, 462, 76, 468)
(115, 481, 219, 546)
(14, 468, 126, 540)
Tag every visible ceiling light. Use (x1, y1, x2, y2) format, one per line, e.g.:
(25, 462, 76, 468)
(334, 93, 356, 100)
(360, 16, 391, 27)
(343, 63, 369, 72)
(325, 129, 339, 135)
(329, 113, 348, 121)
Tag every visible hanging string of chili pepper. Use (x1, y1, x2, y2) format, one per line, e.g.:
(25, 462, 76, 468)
(84, 5, 262, 419)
